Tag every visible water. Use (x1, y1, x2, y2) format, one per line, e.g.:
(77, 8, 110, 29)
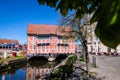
(0, 61, 58, 80)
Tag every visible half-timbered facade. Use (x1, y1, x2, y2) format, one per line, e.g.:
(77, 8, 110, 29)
(27, 24, 75, 56)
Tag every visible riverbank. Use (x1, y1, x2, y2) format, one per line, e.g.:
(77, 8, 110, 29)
(0, 58, 27, 73)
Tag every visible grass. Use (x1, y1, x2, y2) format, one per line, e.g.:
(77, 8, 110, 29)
(0, 55, 25, 64)
(82, 71, 97, 77)
(77, 57, 85, 62)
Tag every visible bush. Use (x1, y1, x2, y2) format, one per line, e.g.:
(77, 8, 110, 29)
(51, 68, 63, 77)
(0, 52, 4, 58)
(7, 52, 12, 58)
(79, 57, 85, 62)
(66, 55, 77, 65)
(47, 55, 77, 79)
(64, 65, 73, 75)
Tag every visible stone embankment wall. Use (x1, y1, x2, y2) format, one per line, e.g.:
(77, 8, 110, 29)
(0, 58, 27, 72)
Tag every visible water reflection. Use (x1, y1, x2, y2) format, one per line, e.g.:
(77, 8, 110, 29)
(0, 63, 26, 80)
(0, 61, 58, 80)
(26, 61, 58, 80)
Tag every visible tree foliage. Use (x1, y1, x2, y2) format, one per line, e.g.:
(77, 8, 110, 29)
(38, 0, 99, 18)
(93, 0, 120, 49)
(38, 0, 120, 49)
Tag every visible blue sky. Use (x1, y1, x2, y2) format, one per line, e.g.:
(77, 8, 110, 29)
(0, 0, 61, 44)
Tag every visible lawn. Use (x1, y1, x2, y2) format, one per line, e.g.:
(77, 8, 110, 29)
(0, 53, 26, 64)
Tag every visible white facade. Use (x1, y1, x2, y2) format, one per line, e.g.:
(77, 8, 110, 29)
(87, 22, 120, 54)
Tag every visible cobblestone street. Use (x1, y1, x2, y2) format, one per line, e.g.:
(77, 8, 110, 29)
(90, 55, 120, 80)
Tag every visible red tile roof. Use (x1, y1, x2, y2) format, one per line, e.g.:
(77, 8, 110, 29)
(27, 24, 72, 35)
(0, 39, 19, 44)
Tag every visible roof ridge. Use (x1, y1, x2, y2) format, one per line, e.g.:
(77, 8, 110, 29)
(28, 24, 60, 27)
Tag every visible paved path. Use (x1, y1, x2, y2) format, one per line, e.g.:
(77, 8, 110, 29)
(90, 55, 120, 80)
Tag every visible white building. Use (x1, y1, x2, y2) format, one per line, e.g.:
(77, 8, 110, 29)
(87, 15, 120, 55)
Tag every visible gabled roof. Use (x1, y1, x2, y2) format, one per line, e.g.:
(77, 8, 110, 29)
(27, 24, 71, 35)
(0, 39, 19, 44)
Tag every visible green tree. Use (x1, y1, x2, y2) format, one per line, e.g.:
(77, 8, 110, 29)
(38, 0, 120, 49)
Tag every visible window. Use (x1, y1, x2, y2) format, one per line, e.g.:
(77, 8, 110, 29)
(42, 44, 45, 50)
(38, 35, 49, 39)
(57, 44, 61, 50)
(58, 36, 62, 40)
(50, 34, 54, 39)
(46, 35, 49, 39)
(64, 44, 68, 50)
(107, 47, 111, 52)
(33, 45, 36, 49)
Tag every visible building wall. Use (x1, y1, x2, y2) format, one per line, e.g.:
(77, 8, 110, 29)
(87, 21, 120, 53)
(0, 39, 19, 50)
(27, 34, 75, 54)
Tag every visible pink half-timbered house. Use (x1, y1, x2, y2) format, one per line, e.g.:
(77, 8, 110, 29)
(27, 24, 75, 57)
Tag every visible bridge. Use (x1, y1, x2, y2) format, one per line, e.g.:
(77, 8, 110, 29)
(27, 53, 73, 61)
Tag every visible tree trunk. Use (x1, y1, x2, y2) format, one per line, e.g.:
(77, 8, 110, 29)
(78, 32, 90, 72)
(82, 40, 89, 72)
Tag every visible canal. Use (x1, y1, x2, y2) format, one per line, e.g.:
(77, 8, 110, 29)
(0, 60, 59, 80)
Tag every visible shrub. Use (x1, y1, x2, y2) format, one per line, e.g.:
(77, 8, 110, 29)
(66, 55, 77, 65)
(51, 68, 63, 77)
(48, 55, 77, 79)
(79, 57, 85, 62)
